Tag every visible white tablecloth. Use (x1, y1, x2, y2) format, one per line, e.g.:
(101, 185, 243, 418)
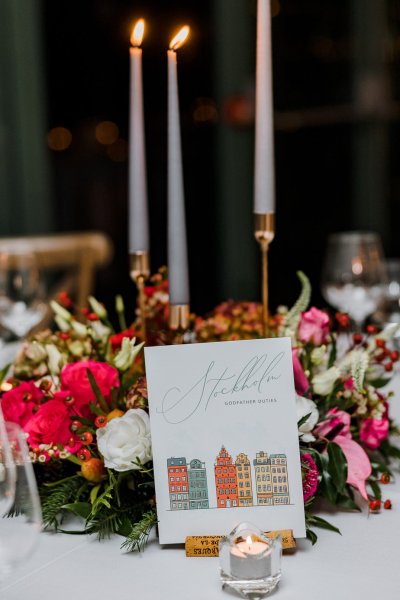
(1, 357, 400, 599)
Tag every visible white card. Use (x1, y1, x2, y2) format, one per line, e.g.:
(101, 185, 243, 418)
(145, 337, 306, 544)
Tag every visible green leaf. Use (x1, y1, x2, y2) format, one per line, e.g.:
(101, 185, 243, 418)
(297, 413, 312, 429)
(368, 479, 382, 501)
(0, 363, 11, 385)
(328, 341, 337, 369)
(306, 527, 318, 545)
(89, 401, 106, 417)
(335, 493, 361, 511)
(327, 442, 348, 494)
(307, 515, 341, 535)
(90, 484, 101, 505)
(368, 378, 391, 389)
(62, 502, 91, 520)
(86, 369, 109, 413)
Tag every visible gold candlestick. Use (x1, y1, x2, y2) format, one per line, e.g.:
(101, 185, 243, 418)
(130, 251, 150, 343)
(254, 213, 275, 337)
(169, 303, 190, 344)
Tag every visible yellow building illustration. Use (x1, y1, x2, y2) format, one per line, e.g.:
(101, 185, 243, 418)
(235, 453, 253, 506)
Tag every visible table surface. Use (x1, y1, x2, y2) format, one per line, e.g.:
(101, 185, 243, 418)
(1, 349, 400, 599)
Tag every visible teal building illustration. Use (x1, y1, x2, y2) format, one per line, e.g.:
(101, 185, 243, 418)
(188, 459, 209, 509)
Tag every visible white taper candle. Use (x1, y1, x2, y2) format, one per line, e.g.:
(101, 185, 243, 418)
(167, 27, 190, 306)
(254, 0, 275, 215)
(129, 20, 149, 253)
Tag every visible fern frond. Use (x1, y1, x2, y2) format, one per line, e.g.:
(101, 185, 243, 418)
(281, 271, 311, 337)
(121, 509, 158, 553)
(40, 476, 82, 529)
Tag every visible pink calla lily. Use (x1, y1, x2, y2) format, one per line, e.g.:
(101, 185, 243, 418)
(334, 435, 372, 501)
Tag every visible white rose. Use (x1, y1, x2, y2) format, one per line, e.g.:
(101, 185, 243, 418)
(97, 409, 152, 472)
(296, 394, 319, 442)
(312, 366, 340, 396)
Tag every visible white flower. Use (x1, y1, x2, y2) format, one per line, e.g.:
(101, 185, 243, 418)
(91, 320, 111, 343)
(89, 296, 108, 319)
(310, 345, 327, 367)
(50, 300, 72, 322)
(97, 409, 151, 471)
(71, 320, 87, 338)
(296, 394, 319, 442)
(25, 341, 47, 363)
(45, 344, 63, 376)
(114, 338, 144, 372)
(312, 366, 340, 396)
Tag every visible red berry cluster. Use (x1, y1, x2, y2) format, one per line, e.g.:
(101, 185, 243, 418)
(335, 312, 350, 329)
(374, 338, 399, 372)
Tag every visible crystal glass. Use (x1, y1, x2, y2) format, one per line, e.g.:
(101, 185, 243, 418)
(0, 421, 42, 584)
(0, 410, 16, 518)
(0, 250, 47, 341)
(219, 522, 282, 599)
(321, 232, 387, 330)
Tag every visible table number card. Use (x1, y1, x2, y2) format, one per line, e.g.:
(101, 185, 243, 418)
(144, 337, 306, 544)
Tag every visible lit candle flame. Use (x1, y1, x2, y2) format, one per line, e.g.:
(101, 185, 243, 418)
(246, 535, 253, 550)
(352, 258, 363, 275)
(169, 25, 190, 51)
(131, 19, 145, 47)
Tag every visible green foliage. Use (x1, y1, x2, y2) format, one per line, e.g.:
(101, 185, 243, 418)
(86, 368, 109, 413)
(40, 476, 84, 529)
(297, 413, 312, 429)
(327, 442, 348, 494)
(121, 509, 158, 552)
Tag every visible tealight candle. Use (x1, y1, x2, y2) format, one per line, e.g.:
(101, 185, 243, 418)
(230, 535, 271, 580)
(219, 522, 282, 597)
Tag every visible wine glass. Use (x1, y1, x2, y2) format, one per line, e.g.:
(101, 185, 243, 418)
(0, 410, 16, 518)
(0, 421, 42, 584)
(0, 249, 47, 341)
(321, 232, 387, 330)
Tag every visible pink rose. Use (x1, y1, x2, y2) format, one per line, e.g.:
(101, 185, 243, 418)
(61, 361, 120, 415)
(292, 348, 309, 395)
(298, 307, 330, 345)
(360, 409, 389, 450)
(24, 399, 80, 452)
(1, 381, 42, 427)
(315, 408, 351, 439)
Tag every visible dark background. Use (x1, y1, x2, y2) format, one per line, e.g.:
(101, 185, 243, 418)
(2, 0, 399, 318)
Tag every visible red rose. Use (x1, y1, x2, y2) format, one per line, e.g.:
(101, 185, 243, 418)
(24, 400, 80, 451)
(61, 361, 119, 416)
(1, 381, 42, 427)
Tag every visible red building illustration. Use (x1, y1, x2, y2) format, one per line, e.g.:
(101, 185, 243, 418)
(214, 446, 238, 508)
(167, 457, 189, 510)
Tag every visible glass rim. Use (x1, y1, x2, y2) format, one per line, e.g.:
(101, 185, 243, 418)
(327, 231, 381, 242)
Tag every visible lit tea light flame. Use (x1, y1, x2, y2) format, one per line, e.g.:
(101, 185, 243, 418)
(131, 19, 145, 47)
(352, 258, 363, 275)
(246, 536, 253, 551)
(169, 25, 190, 51)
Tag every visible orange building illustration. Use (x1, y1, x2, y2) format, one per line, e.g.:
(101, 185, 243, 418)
(214, 446, 238, 508)
(235, 452, 253, 506)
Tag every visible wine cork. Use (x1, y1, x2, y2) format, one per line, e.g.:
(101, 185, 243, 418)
(185, 529, 295, 557)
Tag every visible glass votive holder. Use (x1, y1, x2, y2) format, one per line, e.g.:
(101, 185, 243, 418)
(219, 522, 282, 598)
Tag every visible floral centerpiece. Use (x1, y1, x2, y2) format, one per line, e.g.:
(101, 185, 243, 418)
(1, 271, 399, 548)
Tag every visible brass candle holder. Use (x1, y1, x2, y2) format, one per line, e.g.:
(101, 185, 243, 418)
(169, 303, 190, 344)
(130, 251, 150, 343)
(254, 213, 275, 337)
